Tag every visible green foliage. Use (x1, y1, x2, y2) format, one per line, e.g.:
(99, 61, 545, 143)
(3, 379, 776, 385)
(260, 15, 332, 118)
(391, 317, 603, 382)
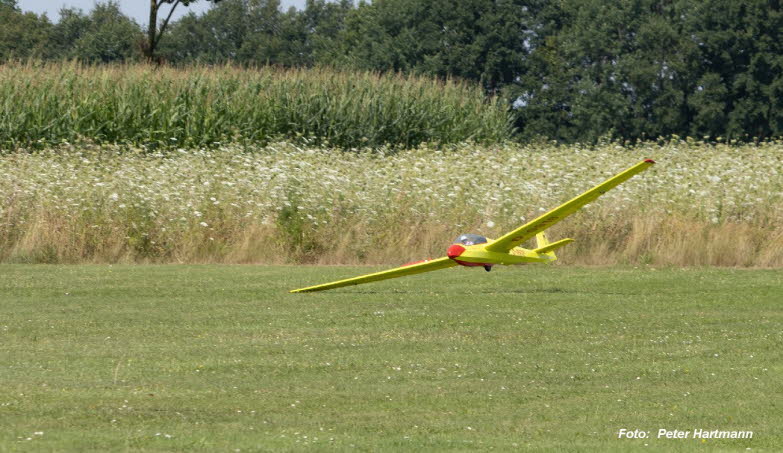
(298, 0, 354, 64)
(513, 0, 783, 143)
(0, 63, 512, 149)
(157, 8, 236, 63)
(683, 0, 783, 140)
(48, 8, 91, 57)
(337, 0, 531, 93)
(0, 5, 52, 60)
(161, 0, 352, 66)
(32, 2, 142, 63)
(512, 0, 698, 142)
(160, 0, 286, 63)
(70, 2, 143, 63)
(144, 0, 224, 60)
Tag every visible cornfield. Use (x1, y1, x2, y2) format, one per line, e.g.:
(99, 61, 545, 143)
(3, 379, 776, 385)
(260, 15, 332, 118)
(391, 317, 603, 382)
(0, 62, 512, 150)
(2, 141, 781, 266)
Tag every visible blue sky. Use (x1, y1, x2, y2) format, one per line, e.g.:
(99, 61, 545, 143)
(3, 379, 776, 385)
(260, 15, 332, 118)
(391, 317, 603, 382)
(18, 0, 307, 24)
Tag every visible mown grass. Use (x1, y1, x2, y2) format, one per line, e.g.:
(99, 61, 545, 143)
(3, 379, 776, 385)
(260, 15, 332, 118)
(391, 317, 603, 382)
(1, 265, 780, 451)
(0, 62, 512, 150)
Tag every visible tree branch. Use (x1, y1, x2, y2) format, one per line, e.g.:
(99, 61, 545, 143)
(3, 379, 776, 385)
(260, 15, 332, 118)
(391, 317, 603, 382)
(153, 0, 181, 49)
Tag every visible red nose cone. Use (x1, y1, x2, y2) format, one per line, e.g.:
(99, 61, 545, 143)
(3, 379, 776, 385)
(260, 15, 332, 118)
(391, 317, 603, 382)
(447, 244, 466, 259)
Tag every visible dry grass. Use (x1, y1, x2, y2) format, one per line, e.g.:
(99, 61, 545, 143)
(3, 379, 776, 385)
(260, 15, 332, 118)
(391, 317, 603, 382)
(1, 141, 781, 266)
(562, 215, 783, 267)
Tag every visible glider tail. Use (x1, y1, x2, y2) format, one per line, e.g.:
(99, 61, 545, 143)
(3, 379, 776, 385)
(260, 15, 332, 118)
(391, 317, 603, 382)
(533, 232, 574, 261)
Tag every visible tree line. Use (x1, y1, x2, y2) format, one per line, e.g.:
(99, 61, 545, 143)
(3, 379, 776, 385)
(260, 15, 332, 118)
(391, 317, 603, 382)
(1, 0, 781, 143)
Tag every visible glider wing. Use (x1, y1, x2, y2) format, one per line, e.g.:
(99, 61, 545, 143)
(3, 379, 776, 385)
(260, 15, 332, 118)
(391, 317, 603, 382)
(290, 257, 457, 293)
(485, 159, 655, 253)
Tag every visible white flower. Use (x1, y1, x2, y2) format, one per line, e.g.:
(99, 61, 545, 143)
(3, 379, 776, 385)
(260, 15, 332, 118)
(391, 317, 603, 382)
(199, 222, 208, 227)
(486, 220, 495, 228)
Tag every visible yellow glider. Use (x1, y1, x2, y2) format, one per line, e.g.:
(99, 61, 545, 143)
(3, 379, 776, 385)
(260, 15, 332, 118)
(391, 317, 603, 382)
(290, 159, 655, 293)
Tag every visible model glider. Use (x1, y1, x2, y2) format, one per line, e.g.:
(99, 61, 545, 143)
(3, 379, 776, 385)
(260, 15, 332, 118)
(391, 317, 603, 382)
(290, 159, 655, 293)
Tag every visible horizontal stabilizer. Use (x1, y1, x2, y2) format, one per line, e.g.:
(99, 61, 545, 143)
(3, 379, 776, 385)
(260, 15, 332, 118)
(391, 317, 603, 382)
(533, 238, 574, 254)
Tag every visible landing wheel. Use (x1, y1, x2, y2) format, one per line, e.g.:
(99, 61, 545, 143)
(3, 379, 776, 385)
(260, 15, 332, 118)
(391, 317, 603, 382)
(484, 265, 492, 272)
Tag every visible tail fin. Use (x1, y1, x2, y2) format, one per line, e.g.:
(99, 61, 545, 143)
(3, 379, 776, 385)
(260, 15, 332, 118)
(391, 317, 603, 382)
(535, 232, 551, 249)
(533, 233, 574, 261)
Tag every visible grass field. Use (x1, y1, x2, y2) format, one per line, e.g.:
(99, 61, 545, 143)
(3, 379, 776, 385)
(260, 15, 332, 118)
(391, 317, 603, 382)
(1, 265, 780, 451)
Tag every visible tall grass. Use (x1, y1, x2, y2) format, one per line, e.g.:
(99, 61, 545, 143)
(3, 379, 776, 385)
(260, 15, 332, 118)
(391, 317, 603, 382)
(1, 141, 781, 266)
(0, 62, 513, 150)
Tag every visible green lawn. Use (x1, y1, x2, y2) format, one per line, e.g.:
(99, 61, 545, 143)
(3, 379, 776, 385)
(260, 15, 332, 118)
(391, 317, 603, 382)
(1, 265, 780, 452)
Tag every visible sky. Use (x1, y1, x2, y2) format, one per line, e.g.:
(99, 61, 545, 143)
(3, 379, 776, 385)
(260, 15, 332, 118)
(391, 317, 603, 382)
(18, 0, 307, 24)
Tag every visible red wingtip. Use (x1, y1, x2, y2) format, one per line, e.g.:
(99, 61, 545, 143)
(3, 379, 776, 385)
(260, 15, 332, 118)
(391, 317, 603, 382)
(644, 159, 656, 164)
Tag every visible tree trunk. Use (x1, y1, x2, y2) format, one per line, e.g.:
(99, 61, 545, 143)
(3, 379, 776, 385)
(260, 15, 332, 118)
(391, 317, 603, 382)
(146, 0, 158, 60)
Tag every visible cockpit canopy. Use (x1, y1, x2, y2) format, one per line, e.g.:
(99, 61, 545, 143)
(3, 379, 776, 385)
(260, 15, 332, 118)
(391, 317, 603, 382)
(453, 233, 488, 246)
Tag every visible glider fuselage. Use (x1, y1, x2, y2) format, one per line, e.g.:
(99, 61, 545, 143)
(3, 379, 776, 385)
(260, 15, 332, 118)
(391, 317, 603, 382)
(447, 239, 552, 267)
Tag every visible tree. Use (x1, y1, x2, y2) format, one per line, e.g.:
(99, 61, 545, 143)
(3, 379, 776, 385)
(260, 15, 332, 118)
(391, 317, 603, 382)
(512, 0, 700, 143)
(145, 0, 223, 61)
(79, 2, 142, 62)
(161, 0, 281, 65)
(236, 0, 285, 63)
(0, 3, 52, 60)
(242, 0, 355, 67)
(338, 0, 532, 93)
(684, 0, 783, 140)
(162, 0, 349, 67)
(48, 7, 92, 59)
(159, 9, 228, 63)
(47, 2, 142, 63)
(297, 0, 354, 65)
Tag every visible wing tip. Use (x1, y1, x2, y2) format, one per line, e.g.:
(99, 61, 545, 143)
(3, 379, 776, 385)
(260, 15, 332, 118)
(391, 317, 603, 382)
(644, 159, 656, 164)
